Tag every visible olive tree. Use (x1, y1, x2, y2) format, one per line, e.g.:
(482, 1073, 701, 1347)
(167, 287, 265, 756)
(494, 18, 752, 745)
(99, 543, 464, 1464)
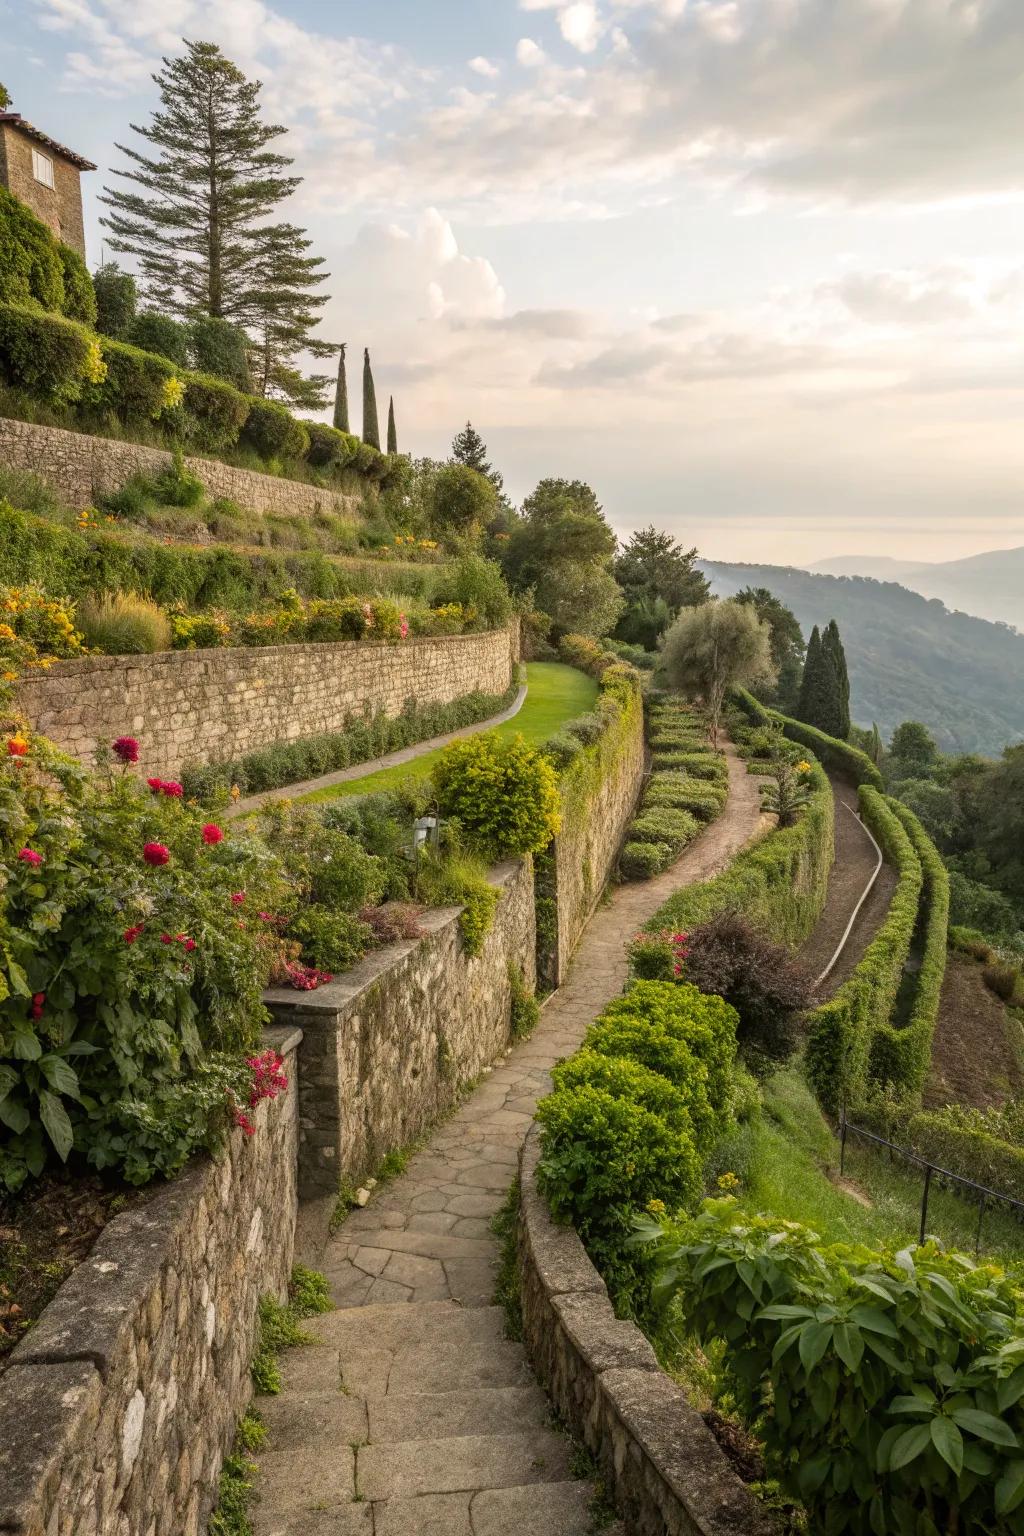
(660, 599, 775, 742)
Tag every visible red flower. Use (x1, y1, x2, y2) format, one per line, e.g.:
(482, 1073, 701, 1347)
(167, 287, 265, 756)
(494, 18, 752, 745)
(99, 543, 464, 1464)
(113, 736, 140, 764)
(161, 781, 184, 798)
(234, 1109, 257, 1137)
(143, 842, 170, 866)
(160, 932, 173, 944)
(230, 891, 246, 906)
(147, 777, 164, 793)
(201, 823, 223, 845)
(30, 991, 45, 1020)
(123, 924, 144, 944)
(17, 848, 42, 866)
(7, 736, 28, 757)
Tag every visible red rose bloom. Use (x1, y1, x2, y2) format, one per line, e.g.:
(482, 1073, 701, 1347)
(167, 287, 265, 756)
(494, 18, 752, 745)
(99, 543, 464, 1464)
(123, 924, 144, 944)
(201, 823, 224, 845)
(17, 848, 42, 865)
(143, 842, 170, 866)
(161, 781, 184, 798)
(113, 736, 140, 764)
(160, 932, 173, 944)
(147, 777, 164, 793)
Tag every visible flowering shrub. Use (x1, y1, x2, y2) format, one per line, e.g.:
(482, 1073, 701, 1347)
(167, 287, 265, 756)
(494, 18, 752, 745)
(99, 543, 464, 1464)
(0, 586, 87, 674)
(0, 731, 290, 1190)
(626, 930, 689, 982)
(233, 1048, 289, 1136)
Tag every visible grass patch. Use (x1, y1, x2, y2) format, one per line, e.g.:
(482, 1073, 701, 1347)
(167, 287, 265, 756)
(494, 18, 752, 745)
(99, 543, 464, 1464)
(208, 1414, 267, 1536)
(735, 1068, 1024, 1264)
(299, 662, 598, 804)
(490, 1178, 523, 1340)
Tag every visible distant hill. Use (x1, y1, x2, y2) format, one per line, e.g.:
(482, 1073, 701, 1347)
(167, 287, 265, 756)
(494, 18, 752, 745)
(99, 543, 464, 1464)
(699, 560, 1024, 756)
(812, 546, 1024, 632)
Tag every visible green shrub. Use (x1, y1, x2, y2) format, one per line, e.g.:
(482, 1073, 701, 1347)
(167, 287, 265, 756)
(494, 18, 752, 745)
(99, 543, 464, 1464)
(630, 807, 700, 847)
(541, 730, 585, 773)
(551, 1049, 694, 1131)
(509, 965, 540, 1040)
(286, 907, 372, 973)
(415, 848, 499, 956)
(305, 422, 358, 469)
(171, 612, 231, 651)
(56, 244, 96, 326)
(806, 790, 925, 1114)
(434, 553, 513, 629)
(0, 466, 60, 517)
(153, 451, 204, 508)
(182, 372, 250, 451)
(77, 591, 172, 654)
(619, 840, 673, 880)
(189, 316, 253, 391)
(93, 337, 176, 423)
(949, 926, 995, 963)
(433, 732, 561, 857)
(650, 760, 834, 947)
(733, 686, 884, 789)
(0, 304, 92, 399)
(241, 397, 310, 461)
(643, 775, 726, 821)
(93, 263, 137, 339)
(901, 1106, 1024, 1200)
(0, 189, 64, 311)
(651, 1202, 1024, 1535)
(684, 912, 812, 1067)
(129, 311, 189, 366)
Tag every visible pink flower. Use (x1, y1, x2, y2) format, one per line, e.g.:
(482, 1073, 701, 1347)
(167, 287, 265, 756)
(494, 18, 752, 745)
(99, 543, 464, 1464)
(143, 842, 170, 866)
(246, 1049, 289, 1107)
(201, 823, 223, 845)
(230, 891, 246, 907)
(258, 911, 275, 923)
(398, 614, 409, 640)
(181, 936, 196, 952)
(147, 777, 164, 793)
(161, 781, 184, 798)
(282, 960, 333, 990)
(17, 848, 42, 866)
(113, 736, 140, 764)
(123, 924, 144, 944)
(160, 932, 173, 944)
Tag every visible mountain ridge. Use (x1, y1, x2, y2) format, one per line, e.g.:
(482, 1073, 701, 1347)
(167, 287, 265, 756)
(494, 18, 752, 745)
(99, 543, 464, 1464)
(809, 545, 1024, 631)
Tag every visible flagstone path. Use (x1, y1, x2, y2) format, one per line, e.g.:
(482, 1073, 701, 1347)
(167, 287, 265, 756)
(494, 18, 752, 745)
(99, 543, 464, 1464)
(247, 744, 764, 1536)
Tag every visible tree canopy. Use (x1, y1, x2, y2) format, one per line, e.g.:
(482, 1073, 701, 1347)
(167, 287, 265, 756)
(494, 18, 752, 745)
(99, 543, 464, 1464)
(615, 526, 709, 615)
(660, 599, 775, 741)
(734, 586, 805, 713)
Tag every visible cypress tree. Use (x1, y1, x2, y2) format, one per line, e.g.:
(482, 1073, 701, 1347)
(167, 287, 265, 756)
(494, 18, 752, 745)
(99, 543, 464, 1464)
(387, 395, 398, 454)
(362, 348, 380, 449)
(797, 625, 843, 736)
(822, 619, 851, 739)
(333, 343, 349, 432)
(869, 722, 883, 765)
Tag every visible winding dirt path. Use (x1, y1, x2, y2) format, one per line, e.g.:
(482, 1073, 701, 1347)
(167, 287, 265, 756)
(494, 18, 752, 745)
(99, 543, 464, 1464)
(245, 743, 765, 1536)
(799, 774, 898, 999)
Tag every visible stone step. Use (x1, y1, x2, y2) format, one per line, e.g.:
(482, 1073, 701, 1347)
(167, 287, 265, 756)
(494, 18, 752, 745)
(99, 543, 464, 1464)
(307, 1301, 507, 1351)
(366, 1384, 551, 1442)
(371, 1479, 599, 1535)
(357, 1428, 575, 1501)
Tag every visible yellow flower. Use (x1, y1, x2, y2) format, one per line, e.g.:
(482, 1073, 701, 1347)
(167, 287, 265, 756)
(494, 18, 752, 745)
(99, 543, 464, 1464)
(717, 1171, 741, 1191)
(796, 760, 812, 774)
(230, 783, 241, 801)
(645, 1198, 666, 1216)
(82, 339, 108, 385)
(160, 375, 185, 414)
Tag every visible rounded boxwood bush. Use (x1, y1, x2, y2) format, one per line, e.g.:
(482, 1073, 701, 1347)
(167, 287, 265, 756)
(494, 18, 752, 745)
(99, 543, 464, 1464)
(0, 304, 91, 399)
(182, 372, 250, 451)
(630, 807, 700, 848)
(306, 422, 358, 469)
(620, 840, 672, 880)
(93, 337, 176, 423)
(551, 1049, 694, 1131)
(241, 398, 310, 462)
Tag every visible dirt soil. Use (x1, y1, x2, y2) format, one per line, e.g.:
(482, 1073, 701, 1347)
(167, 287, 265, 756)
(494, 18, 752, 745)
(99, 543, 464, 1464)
(0, 1176, 146, 1375)
(924, 953, 1023, 1111)
(799, 776, 898, 999)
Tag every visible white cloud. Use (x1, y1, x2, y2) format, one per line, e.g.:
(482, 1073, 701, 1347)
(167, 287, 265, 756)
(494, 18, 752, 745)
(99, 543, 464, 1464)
(558, 2, 603, 51)
(468, 55, 500, 78)
(515, 36, 547, 66)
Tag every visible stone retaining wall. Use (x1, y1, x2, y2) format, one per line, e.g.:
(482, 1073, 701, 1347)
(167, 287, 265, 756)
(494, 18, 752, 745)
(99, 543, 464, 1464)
(0, 1024, 301, 1536)
(15, 626, 519, 782)
(267, 860, 536, 1198)
(517, 1127, 774, 1536)
(0, 416, 361, 518)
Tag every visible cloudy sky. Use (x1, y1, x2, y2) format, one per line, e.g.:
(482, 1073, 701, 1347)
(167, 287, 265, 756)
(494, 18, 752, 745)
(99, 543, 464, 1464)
(5, 0, 1024, 563)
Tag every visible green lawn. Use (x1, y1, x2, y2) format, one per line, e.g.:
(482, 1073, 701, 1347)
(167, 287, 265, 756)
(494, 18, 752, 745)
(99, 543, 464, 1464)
(733, 1068, 1024, 1267)
(297, 661, 598, 804)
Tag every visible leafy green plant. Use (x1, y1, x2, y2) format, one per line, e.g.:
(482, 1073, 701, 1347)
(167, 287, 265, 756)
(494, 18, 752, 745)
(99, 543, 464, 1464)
(619, 840, 674, 879)
(508, 965, 540, 1039)
(77, 590, 172, 654)
(646, 1201, 1024, 1535)
(208, 1413, 266, 1536)
(433, 732, 561, 857)
(415, 848, 499, 956)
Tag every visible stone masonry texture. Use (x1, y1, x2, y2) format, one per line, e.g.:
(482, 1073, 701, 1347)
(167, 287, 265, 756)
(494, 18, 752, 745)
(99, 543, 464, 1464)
(0, 124, 88, 257)
(15, 626, 518, 782)
(267, 858, 537, 1199)
(0, 417, 361, 516)
(0, 1026, 300, 1536)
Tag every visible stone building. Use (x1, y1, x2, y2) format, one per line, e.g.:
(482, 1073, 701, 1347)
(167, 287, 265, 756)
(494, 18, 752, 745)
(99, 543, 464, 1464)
(0, 110, 95, 257)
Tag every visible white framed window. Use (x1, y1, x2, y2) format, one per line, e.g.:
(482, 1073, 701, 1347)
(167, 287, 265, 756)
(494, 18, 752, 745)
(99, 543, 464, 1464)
(31, 149, 54, 189)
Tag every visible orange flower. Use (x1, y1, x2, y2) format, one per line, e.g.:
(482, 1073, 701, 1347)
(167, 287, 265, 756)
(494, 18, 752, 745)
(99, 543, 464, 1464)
(7, 734, 29, 757)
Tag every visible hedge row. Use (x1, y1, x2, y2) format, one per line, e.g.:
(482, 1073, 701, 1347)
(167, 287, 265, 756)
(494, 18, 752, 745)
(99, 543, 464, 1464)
(804, 789, 923, 1116)
(865, 801, 950, 1102)
(621, 698, 726, 881)
(856, 1102, 1024, 1205)
(0, 501, 449, 610)
(0, 302, 395, 487)
(732, 686, 883, 790)
(184, 682, 520, 804)
(647, 759, 834, 947)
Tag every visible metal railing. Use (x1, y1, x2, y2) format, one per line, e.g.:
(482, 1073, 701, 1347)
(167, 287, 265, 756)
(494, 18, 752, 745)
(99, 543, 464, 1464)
(838, 1112, 1024, 1255)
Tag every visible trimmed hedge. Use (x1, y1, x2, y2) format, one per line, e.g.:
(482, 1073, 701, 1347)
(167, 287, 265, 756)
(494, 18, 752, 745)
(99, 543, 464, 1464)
(866, 801, 949, 1101)
(183, 681, 520, 803)
(804, 789, 923, 1116)
(732, 686, 883, 790)
(906, 1110, 1024, 1202)
(621, 697, 725, 881)
(648, 759, 834, 945)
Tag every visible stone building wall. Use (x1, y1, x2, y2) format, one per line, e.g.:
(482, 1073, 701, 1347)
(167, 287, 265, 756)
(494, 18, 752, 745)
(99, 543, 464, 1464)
(0, 416, 361, 517)
(0, 124, 88, 256)
(267, 859, 536, 1197)
(15, 626, 519, 782)
(0, 1024, 301, 1536)
(517, 1128, 774, 1536)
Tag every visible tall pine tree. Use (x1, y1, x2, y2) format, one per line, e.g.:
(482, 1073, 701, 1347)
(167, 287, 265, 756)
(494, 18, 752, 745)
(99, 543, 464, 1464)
(797, 624, 843, 736)
(333, 343, 349, 432)
(451, 421, 504, 495)
(362, 348, 380, 449)
(100, 41, 329, 405)
(387, 396, 398, 454)
(822, 619, 851, 739)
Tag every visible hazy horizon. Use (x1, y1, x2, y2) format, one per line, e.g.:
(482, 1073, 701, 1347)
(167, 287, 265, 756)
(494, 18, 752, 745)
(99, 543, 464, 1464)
(6, 0, 1024, 565)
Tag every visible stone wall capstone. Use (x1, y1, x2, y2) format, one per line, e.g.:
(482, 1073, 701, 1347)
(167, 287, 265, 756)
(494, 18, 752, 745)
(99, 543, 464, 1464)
(267, 859, 536, 1198)
(14, 627, 519, 782)
(0, 1024, 301, 1536)
(0, 416, 361, 518)
(516, 1127, 774, 1536)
